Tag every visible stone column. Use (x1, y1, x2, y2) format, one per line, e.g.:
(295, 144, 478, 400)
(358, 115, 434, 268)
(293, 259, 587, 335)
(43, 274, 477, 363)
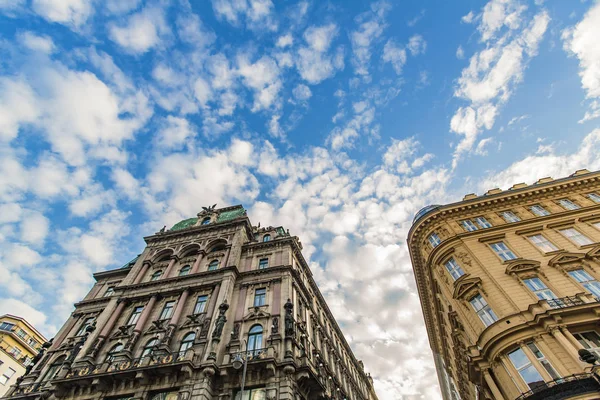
(520, 342, 552, 381)
(86, 300, 128, 359)
(190, 251, 205, 274)
(133, 261, 152, 284)
(561, 327, 584, 350)
(125, 295, 158, 353)
(163, 255, 179, 278)
(482, 369, 504, 400)
(223, 246, 231, 267)
(549, 327, 583, 366)
(163, 290, 189, 347)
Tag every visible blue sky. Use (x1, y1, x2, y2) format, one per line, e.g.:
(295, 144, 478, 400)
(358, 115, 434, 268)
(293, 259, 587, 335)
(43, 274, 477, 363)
(1, 0, 600, 398)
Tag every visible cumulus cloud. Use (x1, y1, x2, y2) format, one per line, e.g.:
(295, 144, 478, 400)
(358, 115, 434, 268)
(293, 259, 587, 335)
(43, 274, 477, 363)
(32, 0, 93, 27)
(109, 6, 170, 54)
(350, 1, 390, 76)
(382, 39, 407, 75)
(18, 31, 55, 53)
(407, 34, 427, 55)
(237, 55, 282, 112)
(292, 84, 312, 102)
(562, 2, 600, 122)
(211, 0, 277, 31)
(296, 24, 344, 84)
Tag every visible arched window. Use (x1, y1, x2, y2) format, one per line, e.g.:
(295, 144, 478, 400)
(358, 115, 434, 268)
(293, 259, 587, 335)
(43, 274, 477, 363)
(263, 234, 271, 242)
(179, 265, 191, 276)
(42, 355, 66, 381)
(150, 270, 162, 281)
(201, 217, 211, 225)
(248, 325, 263, 355)
(106, 343, 124, 362)
(179, 332, 195, 354)
(208, 260, 219, 271)
(141, 338, 158, 359)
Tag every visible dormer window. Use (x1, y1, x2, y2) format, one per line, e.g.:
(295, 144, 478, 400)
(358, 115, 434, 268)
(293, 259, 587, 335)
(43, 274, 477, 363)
(201, 217, 211, 225)
(428, 233, 441, 248)
(263, 234, 271, 242)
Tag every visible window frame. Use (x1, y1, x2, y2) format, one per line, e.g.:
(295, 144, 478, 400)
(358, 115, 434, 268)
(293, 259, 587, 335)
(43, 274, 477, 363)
(179, 332, 196, 354)
(178, 265, 191, 276)
(258, 258, 269, 270)
(558, 227, 594, 246)
(428, 233, 442, 248)
(443, 257, 465, 281)
(201, 217, 211, 225)
(247, 325, 264, 354)
(76, 317, 95, 336)
(159, 301, 176, 321)
(0, 367, 16, 385)
(207, 260, 219, 271)
(523, 277, 558, 302)
(253, 288, 267, 307)
(141, 338, 158, 359)
(530, 204, 550, 217)
(507, 347, 546, 391)
(461, 219, 478, 232)
(150, 270, 163, 281)
(104, 286, 115, 297)
(193, 295, 208, 314)
(469, 294, 498, 327)
(262, 234, 271, 242)
(474, 216, 492, 229)
(588, 193, 600, 204)
(489, 241, 518, 261)
(527, 342, 561, 381)
(557, 198, 580, 211)
(527, 234, 559, 253)
(568, 269, 600, 299)
(500, 211, 521, 223)
(127, 306, 144, 326)
(573, 331, 600, 359)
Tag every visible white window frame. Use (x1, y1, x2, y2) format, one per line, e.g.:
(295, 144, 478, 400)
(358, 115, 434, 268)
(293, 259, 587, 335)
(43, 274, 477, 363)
(490, 241, 518, 261)
(559, 228, 594, 246)
(558, 199, 580, 210)
(507, 347, 545, 390)
(194, 295, 208, 314)
(461, 220, 478, 232)
(526, 342, 561, 381)
(428, 233, 442, 248)
(530, 204, 550, 217)
(527, 234, 558, 253)
(500, 211, 521, 223)
(523, 277, 557, 301)
(568, 269, 600, 299)
(0, 367, 16, 385)
(474, 216, 492, 229)
(469, 294, 498, 327)
(444, 258, 465, 281)
(573, 331, 600, 359)
(588, 193, 600, 203)
(159, 301, 176, 320)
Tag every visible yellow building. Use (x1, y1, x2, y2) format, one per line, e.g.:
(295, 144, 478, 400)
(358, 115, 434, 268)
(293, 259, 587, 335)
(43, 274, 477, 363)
(408, 169, 600, 400)
(0, 316, 47, 397)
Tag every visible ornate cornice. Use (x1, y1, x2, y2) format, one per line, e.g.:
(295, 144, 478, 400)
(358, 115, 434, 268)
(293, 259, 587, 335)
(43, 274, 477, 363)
(548, 252, 587, 268)
(505, 259, 541, 276)
(452, 276, 483, 300)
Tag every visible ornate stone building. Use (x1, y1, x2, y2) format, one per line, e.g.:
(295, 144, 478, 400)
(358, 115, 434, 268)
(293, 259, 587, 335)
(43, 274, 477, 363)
(408, 169, 600, 400)
(3, 205, 378, 400)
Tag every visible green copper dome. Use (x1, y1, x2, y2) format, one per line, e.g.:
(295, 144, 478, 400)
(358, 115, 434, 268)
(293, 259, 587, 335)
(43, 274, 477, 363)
(170, 217, 198, 231)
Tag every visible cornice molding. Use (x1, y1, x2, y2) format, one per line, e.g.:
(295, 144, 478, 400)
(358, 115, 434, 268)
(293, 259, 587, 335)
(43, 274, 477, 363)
(452, 275, 483, 300)
(505, 259, 541, 276)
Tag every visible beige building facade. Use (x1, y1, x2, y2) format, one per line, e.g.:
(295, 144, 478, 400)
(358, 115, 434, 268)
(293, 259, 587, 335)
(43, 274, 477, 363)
(0, 315, 47, 397)
(408, 169, 600, 400)
(3, 205, 378, 400)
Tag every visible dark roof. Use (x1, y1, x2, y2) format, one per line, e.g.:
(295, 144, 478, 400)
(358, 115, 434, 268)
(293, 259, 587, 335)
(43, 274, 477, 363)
(412, 204, 440, 224)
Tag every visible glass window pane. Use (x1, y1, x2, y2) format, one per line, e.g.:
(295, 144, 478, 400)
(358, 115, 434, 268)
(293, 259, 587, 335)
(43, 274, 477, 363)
(530, 205, 550, 217)
(520, 365, 545, 388)
(588, 193, 600, 203)
(508, 348, 530, 369)
(474, 217, 492, 228)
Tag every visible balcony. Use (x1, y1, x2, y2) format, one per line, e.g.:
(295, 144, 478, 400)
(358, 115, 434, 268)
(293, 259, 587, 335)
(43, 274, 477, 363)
(546, 296, 585, 309)
(514, 373, 600, 400)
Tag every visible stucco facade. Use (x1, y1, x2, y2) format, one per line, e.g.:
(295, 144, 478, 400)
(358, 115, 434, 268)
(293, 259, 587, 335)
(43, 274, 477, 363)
(0, 316, 47, 397)
(408, 169, 600, 400)
(3, 205, 378, 400)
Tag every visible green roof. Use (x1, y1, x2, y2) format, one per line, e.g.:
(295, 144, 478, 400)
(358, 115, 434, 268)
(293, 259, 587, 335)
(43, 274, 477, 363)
(216, 207, 246, 222)
(170, 217, 198, 231)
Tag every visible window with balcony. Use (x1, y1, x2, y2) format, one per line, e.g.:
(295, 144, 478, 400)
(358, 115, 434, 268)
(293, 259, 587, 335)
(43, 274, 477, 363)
(469, 294, 498, 327)
(568, 269, 600, 299)
(0, 322, 15, 332)
(127, 306, 144, 326)
(159, 301, 175, 320)
(527, 234, 559, 253)
(42, 355, 66, 381)
(527, 342, 560, 380)
(194, 295, 208, 314)
(254, 288, 266, 307)
(490, 241, 518, 261)
(573, 331, 600, 359)
(106, 344, 124, 362)
(500, 211, 521, 223)
(208, 260, 219, 271)
(558, 199, 580, 210)
(530, 204, 550, 217)
(247, 325, 263, 355)
(588, 193, 600, 203)
(76, 317, 95, 336)
(523, 278, 557, 301)
(428, 233, 442, 248)
(178, 265, 191, 276)
(150, 270, 163, 281)
(507, 347, 545, 390)
(141, 338, 158, 359)
(104, 286, 115, 297)
(0, 367, 16, 385)
(258, 258, 269, 269)
(444, 258, 465, 281)
(559, 228, 594, 246)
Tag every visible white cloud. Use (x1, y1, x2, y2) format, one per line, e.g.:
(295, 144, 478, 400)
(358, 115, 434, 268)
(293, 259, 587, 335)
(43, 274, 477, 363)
(237, 55, 282, 112)
(105, 0, 140, 15)
(456, 45, 465, 59)
(268, 114, 284, 138)
(109, 6, 170, 54)
(0, 78, 40, 142)
(20, 211, 50, 246)
(296, 24, 344, 84)
(32, 0, 93, 26)
(292, 84, 312, 101)
(479, 0, 527, 42)
(276, 33, 293, 48)
(211, 0, 277, 31)
(382, 39, 407, 75)
(407, 34, 427, 56)
(562, 2, 600, 122)
(18, 31, 55, 53)
(461, 11, 475, 24)
(350, 1, 390, 76)
(0, 298, 48, 331)
(156, 116, 196, 150)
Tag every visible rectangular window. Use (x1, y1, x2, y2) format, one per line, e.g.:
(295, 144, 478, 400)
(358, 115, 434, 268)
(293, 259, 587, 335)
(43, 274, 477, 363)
(0, 322, 15, 332)
(507, 348, 545, 390)
(469, 294, 498, 327)
(76, 317, 95, 336)
(194, 295, 208, 314)
(27, 338, 39, 349)
(254, 288, 267, 307)
(573, 331, 600, 359)
(0, 368, 16, 385)
(527, 342, 560, 380)
(568, 269, 600, 299)
(461, 220, 478, 232)
(474, 216, 492, 228)
(523, 278, 557, 301)
(559, 228, 594, 246)
(428, 233, 442, 248)
(490, 242, 518, 261)
(8, 347, 21, 358)
(234, 388, 266, 400)
(127, 306, 144, 326)
(159, 301, 176, 320)
(258, 258, 269, 269)
(528, 234, 558, 253)
(500, 211, 521, 223)
(104, 287, 115, 297)
(15, 328, 27, 339)
(444, 258, 465, 281)
(588, 193, 600, 203)
(530, 204, 550, 217)
(558, 199, 580, 210)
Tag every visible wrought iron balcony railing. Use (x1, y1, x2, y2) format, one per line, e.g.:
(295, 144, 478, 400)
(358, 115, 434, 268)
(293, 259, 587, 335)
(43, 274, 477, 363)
(230, 348, 268, 363)
(546, 296, 585, 309)
(514, 373, 600, 400)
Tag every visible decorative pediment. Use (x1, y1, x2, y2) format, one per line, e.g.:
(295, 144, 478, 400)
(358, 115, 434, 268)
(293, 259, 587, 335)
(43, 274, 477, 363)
(586, 245, 600, 259)
(452, 275, 482, 300)
(505, 259, 541, 276)
(243, 306, 271, 321)
(548, 252, 586, 268)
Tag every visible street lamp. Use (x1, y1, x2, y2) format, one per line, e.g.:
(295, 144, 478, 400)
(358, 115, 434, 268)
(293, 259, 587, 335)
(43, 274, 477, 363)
(232, 340, 249, 399)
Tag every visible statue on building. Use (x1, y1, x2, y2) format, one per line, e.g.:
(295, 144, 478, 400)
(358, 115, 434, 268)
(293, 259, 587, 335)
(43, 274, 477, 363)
(212, 300, 229, 339)
(284, 299, 294, 336)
